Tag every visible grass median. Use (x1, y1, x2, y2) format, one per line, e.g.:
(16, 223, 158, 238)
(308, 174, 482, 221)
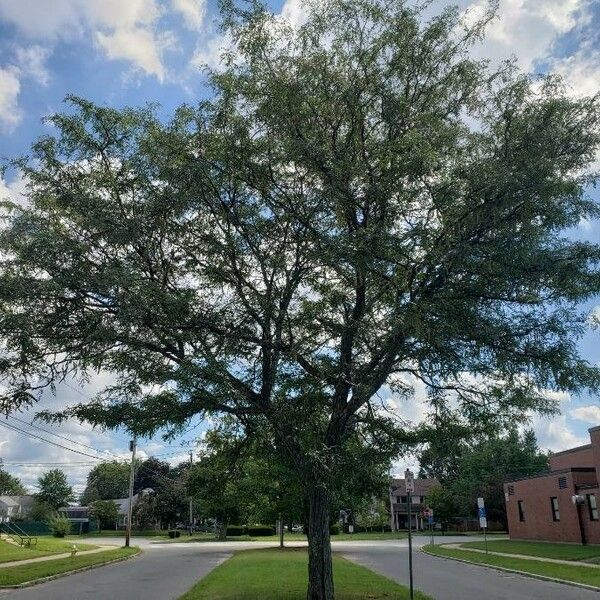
(458, 539, 600, 561)
(424, 544, 600, 588)
(179, 548, 431, 599)
(0, 546, 139, 587)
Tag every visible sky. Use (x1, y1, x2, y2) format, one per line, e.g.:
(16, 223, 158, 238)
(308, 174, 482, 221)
(0, 0, 599, 493)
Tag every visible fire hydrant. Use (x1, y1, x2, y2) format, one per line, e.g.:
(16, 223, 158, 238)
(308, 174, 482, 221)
(71, 544, 78, 558)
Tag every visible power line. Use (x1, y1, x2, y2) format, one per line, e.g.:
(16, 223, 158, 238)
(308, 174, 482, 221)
(0, 420, 108, 462)
(7, 414, 117, 459)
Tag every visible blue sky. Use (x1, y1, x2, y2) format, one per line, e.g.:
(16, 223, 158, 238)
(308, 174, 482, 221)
(0, 0, 599, 491)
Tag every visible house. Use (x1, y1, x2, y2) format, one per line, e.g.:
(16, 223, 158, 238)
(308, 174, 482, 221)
(505, 425, 600, 544)
(58, 506, 92, 534)
(389, 477, 440, 531)
(0, 495, 35, 520)
(111, 488, 153, 527)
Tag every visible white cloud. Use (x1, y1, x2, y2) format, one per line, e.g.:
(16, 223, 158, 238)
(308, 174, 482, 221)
(96, 28, 176, 82)
(0, 0, 171, 82)
(14, 45, 51, 86)
(589, 306, 600, 327)
(0, 67, 22, 132)
(190, 33, 234, 72)
(571, 405, 600, 425)
(0, 171, 29, 208)
(463, 0, 584, 71)
(550, 42, 600, 98)
(532, 414, 587, 452)
(172, 0, 206, 30)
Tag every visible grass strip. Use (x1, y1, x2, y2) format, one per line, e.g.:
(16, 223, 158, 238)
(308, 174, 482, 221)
(0, 547, 139, 586)
(459, 540, 600, 561)
(424, 544, 600, 588)
(0, 538, 98, 564)
(179, 548, 431, 599)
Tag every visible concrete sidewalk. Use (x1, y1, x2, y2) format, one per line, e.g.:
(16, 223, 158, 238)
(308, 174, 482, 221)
(0, 546, 115, 569)
(444, 542, 600, 568)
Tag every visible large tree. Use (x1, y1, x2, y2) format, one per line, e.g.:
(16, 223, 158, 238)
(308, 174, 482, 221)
(0, 469, 26, 496)
(36, 470, 74, 510)
(1, 0, 600, 597)
(80, 461, 130, 505)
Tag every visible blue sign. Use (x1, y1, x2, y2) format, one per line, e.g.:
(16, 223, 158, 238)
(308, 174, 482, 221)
(478, 507, 487, 519)
(427, 515, 434, 525)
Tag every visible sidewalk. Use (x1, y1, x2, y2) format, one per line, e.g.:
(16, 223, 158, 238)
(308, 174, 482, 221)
(0, 546, 115, 569)
(445, 543, 600, 568)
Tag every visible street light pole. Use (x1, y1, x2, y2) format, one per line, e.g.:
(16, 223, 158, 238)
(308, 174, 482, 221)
(125, 437, 137, 548)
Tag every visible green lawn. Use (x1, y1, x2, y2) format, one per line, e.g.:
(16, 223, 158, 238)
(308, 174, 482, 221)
(424, 544, 600, 588)
(0, 547, 139, 586)
(460, 540, 600, 561)
(0, 538, 98, 564)
(179, 548, 431, 599)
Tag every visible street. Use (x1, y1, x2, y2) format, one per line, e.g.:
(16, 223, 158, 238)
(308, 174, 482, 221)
(1, 536, 597, 600)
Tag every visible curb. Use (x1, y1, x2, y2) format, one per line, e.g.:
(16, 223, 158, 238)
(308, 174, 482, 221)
(421, 546, 600, 594)
(0, 548, 142, 589)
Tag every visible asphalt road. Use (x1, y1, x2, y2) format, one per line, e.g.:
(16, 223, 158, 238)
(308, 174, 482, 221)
(1, 535, 599, 600)
(338, 536, 600, 600)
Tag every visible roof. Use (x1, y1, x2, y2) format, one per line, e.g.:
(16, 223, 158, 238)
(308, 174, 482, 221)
(504, 467, 596, 484)
(390, 478, 440, 495)
(0, 495, 35, 507)
(549, 443, 592, 457)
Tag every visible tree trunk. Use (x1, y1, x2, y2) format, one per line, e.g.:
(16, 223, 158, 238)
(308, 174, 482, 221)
(216, 518, 227, 541)
(306, 485, 334, 600)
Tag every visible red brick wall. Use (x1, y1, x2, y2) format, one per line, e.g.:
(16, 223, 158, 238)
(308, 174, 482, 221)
(505, 472, 582, 543)
(549, 445, 593, 471)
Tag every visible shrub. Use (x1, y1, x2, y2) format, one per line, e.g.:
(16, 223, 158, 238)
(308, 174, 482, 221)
(48, 516, 71, 538)
(226, 525, 245, 536)
(329, 523, 340, 535)
(247, 524, 275, 536)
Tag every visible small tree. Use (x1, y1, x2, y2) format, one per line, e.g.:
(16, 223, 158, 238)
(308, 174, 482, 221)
(89, 500, 119, 533)
(28, 500, 56, 522)
(427, 486, 457, 535)
(36, 470, 74, 510)
(48, 515, 71, 538)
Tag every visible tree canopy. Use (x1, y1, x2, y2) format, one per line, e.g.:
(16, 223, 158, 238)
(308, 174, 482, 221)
(1, 0, 599, 597)
(36, 469, 74, 510)
(80, 461, 130, 505)
(0, 469, 26, 496)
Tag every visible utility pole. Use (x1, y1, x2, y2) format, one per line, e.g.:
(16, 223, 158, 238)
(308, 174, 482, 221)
(125, 437, 136, 548)
(189, 451, 194, 536)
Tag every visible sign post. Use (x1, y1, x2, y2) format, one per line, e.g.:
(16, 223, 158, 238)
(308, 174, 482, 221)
(405, 469, 415, 600)
(477, 497, 488, 554)
(426, 508, 434, 545)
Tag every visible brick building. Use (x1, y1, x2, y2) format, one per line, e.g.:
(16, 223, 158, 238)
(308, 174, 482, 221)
(389, 477, 440, 531)
(505, 425, 600, 544)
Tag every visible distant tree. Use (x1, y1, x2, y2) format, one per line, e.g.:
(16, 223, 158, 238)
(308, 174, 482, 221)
(80, 462, 129, 505)
(0, 469, 26, 496)
(134, 457, 171, 493)
(36, 469, 74, 510)
(89, 500, 119, 533)
(427, 486, 458, 534)
(28, 499, 56, 522)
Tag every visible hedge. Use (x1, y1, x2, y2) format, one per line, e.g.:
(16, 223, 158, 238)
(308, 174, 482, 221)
(247, 525, 275, 536)
(226, 525, 245, 536)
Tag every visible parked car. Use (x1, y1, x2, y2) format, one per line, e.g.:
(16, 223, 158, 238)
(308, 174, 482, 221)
(291, 525, 304, 533)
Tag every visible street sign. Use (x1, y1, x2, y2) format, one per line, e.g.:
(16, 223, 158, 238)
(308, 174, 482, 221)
(405, 469, 415, 493)
(477, 497, 487, 528)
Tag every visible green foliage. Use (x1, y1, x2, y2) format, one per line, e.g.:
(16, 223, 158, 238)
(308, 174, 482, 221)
(225, 525, 245, 536)
(0, 469, 26, 496)
(89, 500, 119, 531)
(247, 525, 275, 536)
(35, 470, 74, 510)
(80, 462, 129, 505)
(419, 428, 549, 527)
(427, 486, 458, 532)
(27, 500, 56, 522)
(47, 515, 71, 538)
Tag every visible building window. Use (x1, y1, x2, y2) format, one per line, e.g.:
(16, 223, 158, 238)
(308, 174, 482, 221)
(587, 494, 599, 521)
(507, 485, 515, 496)
(400, 495, 407, 504)
(551, 497, 560, 521)
(558, 477, 567, 489)
(518, 501, 525, 522)
(412, 496, 421, 504)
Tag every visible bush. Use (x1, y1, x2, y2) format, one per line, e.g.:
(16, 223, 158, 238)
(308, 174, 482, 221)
(48, 516, 71, 538)
(329, 523, 340, 535)
(247, 524, 275, 536)
(226, 525, 245, 536)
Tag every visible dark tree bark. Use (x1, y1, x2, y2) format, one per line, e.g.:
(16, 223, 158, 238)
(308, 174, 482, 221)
(307, 485, 334, 600)
(216, 518, 227, 541)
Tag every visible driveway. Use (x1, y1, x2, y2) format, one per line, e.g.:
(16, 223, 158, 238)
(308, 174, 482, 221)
(1, 535, 599, 599)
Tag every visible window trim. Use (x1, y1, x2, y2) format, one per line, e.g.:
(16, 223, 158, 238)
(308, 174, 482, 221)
(550, 496, 560, 522)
